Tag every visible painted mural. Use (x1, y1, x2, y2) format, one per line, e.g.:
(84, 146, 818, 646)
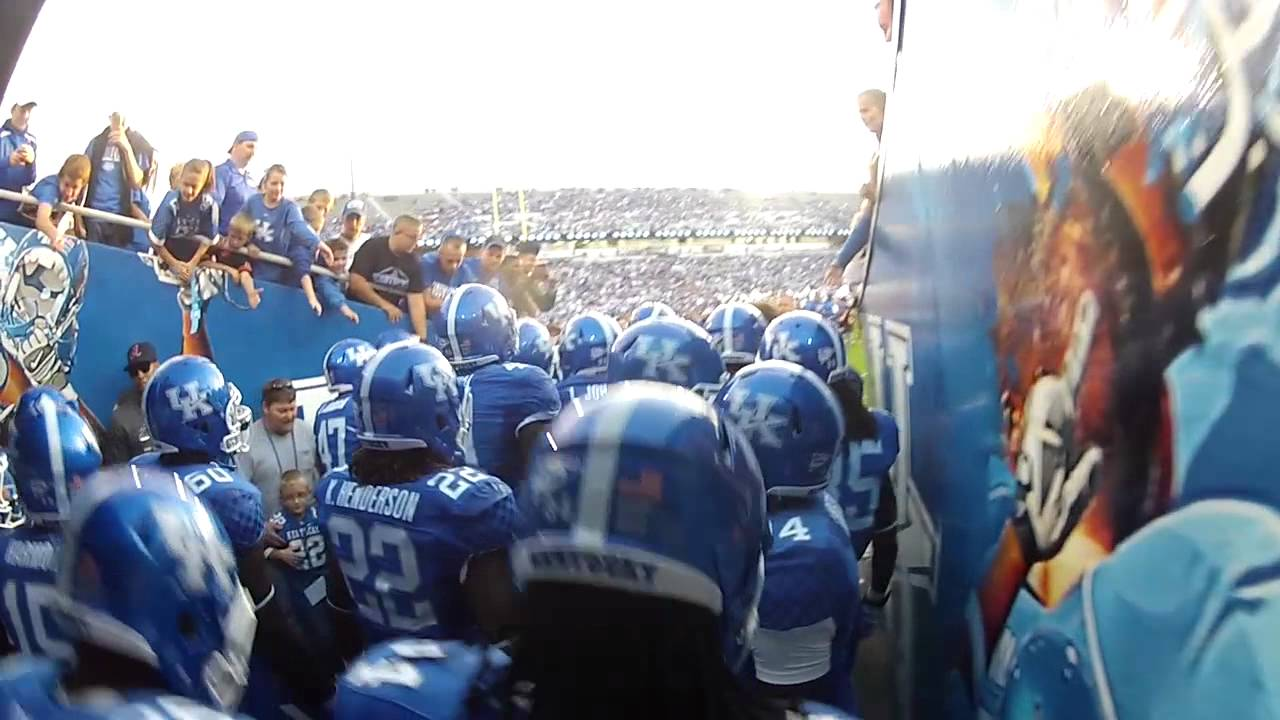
(859, 0, 1280, 718)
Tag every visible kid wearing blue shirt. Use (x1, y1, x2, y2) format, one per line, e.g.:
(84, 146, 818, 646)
(151, 159, 219, 282)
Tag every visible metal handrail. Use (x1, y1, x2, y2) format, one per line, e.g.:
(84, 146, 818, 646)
(0, 187, 346, 280)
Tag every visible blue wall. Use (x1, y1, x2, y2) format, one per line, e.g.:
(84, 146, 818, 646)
(68, 241, 402, 417)
(865, 1, 1280, 718)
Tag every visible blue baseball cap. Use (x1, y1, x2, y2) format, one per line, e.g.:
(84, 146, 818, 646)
(228, 130, 258, 152)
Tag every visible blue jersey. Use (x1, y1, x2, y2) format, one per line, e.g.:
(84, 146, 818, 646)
(754, 492, 861, 714)
(0, 525, 69, 660)
(556, 373, 611, 411)
(458, 362, 560, 485)
(335, 639, 858, 720)
(129, 452, 267, 552)
(0, 656, 247, 719)
(151, 189, 219, 245)
(998, 498, 1280, 720)
(314, 393, 360, 475)
(831, 409, 898, 556)
(269, 507, 332, 663)
(317, 466, 520, 644)
(420, 253, 474, 301)
(242, 193, 318, 284)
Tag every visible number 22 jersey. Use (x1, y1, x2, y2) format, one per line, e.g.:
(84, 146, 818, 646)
(316, 466, 520, 644)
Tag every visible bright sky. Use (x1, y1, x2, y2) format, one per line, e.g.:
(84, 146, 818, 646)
(5, 0, 890, 198)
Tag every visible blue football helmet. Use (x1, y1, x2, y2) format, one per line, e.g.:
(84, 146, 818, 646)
(714, 360, 844, 495)
(514, 318, 554, 373)
(56, 473, 257, 711)
(375, 328, 417, 348)
(354, 341, 462, 460)
(608, 317, 726, 396)
(142, 356, 252, 465)
(431, 283, 517, 369)
(557, 311, 622, 379)
(758, 310, 847, 382)
(515, 382, 768, 671)
(629, 300, 676, 325)
(704, 301, 767, 367)
(324, 338, 378, 393)
(9, 386, 101, 523)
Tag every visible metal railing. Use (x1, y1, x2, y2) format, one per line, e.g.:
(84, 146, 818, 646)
(0, 187, 349, 282)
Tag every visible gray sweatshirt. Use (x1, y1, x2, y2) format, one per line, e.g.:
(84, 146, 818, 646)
(236, 418, 317, 518)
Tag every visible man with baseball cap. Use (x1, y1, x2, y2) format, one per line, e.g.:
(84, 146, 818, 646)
(462, 235, 506, 287)
(102, 341, 159, 464)
(0, 100, 37, 225)
(213, 130, 257, 235)
(334, 198, 369, 263)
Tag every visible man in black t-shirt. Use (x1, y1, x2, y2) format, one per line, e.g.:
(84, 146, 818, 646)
(347, 214, 428, 339)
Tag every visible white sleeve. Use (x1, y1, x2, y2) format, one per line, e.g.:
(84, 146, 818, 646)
(752, 617, 838, 686)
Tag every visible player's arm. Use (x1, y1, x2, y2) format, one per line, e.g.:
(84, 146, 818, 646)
(324, 546, 365, 665)
(0, 624, 15, 656)
(236, 543, 339, 704)
(463, 547, 523, 642)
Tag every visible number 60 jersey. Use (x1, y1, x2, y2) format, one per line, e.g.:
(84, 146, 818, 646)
(316, 465, 520, 645)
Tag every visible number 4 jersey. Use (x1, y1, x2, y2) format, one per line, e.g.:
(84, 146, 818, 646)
(316, 466, 520, 644)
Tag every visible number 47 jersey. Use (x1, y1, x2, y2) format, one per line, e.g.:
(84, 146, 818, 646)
(317, 466, 520, 644)
(314, 392, 359, 476)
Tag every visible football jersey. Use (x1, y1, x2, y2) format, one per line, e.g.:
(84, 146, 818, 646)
(457, 362, 560, 485)
(0, 525, 69, 660)
(336, 639, 858, 720)
(998, 498, 1280, 720)
(830, 409, 899, 556)
(753, 492, 861, 714)
(129, 452, 267, 552)
(0, 655, 247, 719)
(556, 373, 611, 411)
(316, 466, 520, 644)
(314, 393, 360, 476)
(270, 507, 332, 657)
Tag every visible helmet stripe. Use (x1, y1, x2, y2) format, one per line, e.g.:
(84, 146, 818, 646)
(571, 396, 641, 545)
(359, 341, 399, 435)
(446, 286, 467, 363)
(722, 306, 736, 356)
(37, 393, 70, 518)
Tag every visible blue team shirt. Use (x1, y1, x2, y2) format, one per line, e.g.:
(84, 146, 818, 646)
(458, 362, 560, 485)
(213, 160, 253, 235)
(129, 452, 267, 552)
(461, 257, 498, 287)
(28, 174, 61, 208)
(556, 372, 611, 410)
(84, 138, 149, 214)
(0, 656, 247, 719)
(316, 466, 520, 644)
(420, 253, 474, 301)
(831, 409, 898, 556)
(270, 507, 332, 655)
(335, 639, 858, 720)
(0, 525, 69, 660)
(151, 189, 219, 245)
(241, 194, 319, 284)
(754, 492, 861, 714)
(314, 393, 360, 475)
(0, 121, 37, 224)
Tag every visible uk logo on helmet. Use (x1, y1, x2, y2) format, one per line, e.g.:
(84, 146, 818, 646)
(721, 386, 788, 449)
(165, 381, 214, 421)
(631, 336, 690, 385)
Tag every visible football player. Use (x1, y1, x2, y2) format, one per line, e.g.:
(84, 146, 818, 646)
(608, 316, 727, 397)
(334, 384, 856, 719)
(716, 361, 862, 713)
(513, 317, 554, 373)
(628, 299, 676, 324)
(760, 310, 900, 623)
(430, 284, 559, 487)
(317, 341, 521, 657)
(130, 355, 336, 714)
(313, 338, 376, 475)
(0, 476, 254, 717)
(0, 388, 101, 660)
(555, 310, 621, 408)
(705, 300, 767, 376)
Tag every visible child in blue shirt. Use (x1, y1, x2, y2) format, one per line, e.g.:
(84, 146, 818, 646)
(22, 154, 90, 251)
(303, 207, 359, 325)
(267, 470, 333, 656)
(151, 158, 219, 282)
(242, 164, 329, 314)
